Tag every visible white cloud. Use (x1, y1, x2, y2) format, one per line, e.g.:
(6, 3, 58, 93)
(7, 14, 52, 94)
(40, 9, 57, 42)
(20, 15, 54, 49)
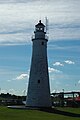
(0, 0, 80, 45)
(48, 67, 62, 73)
(0, 89, 7, 94)
(52, 60, 75, 67)
(9, 89, 15, 94)
(53, 62, 64, 66)
(78, 80, 80, 84)
(22, 89, 27, 95)
(64, 60, 75, 64)
(51, 89, 63, 93)
(15, 73, 29, 80)
(7, 80, 11, 82)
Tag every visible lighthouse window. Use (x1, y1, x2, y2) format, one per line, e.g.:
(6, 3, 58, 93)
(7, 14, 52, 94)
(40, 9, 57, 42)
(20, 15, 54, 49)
(40, 28, 43, 30)
(42, 42, 44, 45)
(36, 28, 39, 31)
(38, 80, 40, 84)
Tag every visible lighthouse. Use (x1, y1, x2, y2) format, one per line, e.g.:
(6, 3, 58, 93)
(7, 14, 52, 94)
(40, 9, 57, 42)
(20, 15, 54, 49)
(26, 20, 52, 108)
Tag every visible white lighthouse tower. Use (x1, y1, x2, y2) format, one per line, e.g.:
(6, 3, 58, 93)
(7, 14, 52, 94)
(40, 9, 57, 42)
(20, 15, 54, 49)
(26, 20, 52, 108)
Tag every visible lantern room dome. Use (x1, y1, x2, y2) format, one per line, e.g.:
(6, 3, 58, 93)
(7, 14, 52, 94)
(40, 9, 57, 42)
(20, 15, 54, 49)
(35, 20, 45, 32)
(35, 20, 45, 27)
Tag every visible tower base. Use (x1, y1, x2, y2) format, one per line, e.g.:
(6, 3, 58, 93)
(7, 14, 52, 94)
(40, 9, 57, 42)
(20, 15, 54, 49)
(8, 105, 52, 110)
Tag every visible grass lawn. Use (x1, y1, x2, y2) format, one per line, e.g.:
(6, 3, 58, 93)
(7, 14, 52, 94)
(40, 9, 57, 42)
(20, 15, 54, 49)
(0, 106, 80, 120)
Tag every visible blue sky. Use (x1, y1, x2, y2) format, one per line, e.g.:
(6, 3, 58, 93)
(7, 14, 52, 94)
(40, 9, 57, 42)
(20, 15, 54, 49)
(0, 0, 80, 95)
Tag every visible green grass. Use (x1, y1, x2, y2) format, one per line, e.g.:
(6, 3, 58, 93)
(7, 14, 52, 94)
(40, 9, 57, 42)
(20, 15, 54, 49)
(0, 106, 80, 120)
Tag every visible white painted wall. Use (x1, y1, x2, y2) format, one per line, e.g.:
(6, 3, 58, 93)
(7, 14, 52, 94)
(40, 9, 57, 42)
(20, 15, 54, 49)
(26, 22, 52, 108)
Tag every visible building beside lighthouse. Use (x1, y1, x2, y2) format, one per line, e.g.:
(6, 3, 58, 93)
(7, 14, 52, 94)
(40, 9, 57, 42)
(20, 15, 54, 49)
(26, 20, 52, 108)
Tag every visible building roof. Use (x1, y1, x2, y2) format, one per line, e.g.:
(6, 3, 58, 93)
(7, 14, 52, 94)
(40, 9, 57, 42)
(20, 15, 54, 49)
(35, 20, 45, 27)
(67, 97, 80, 101)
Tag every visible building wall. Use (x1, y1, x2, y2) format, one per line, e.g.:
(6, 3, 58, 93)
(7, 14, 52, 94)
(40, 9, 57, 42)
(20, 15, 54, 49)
(26, 38, 51, 107)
